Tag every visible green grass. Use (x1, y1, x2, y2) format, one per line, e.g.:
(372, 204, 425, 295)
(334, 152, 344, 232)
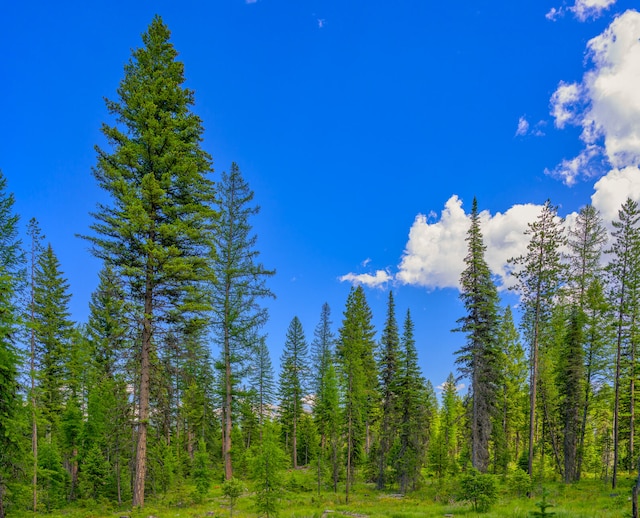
(11, 474, 634, 518)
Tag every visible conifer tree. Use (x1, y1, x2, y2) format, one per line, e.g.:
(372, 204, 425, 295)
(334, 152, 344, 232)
(249, 337, 276, 431)
(85, 16, 217, 506)
(278, 316, 309, 468)
(495, 306, 527, 473)
(0, 172, 24, 518)
(558, 308, 585, 482)
(605, 197, 640, 489)
(33, 244, 74, 439)
(577, 279, 612, 477)
(26, 218, 44, 511)
(509, 200, 567, 477)
(210, 162, 274, 480)
(336, 286, 377, 502)
(376, 291, 400, 489)
(394, 309, 431, 492)
(455, 197, 501, 472)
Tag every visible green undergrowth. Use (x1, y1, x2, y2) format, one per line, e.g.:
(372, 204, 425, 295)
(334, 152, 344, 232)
(11, 473, 633, 518)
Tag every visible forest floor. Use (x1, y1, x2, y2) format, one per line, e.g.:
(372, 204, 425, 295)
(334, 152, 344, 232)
(12, 475, 634, 518)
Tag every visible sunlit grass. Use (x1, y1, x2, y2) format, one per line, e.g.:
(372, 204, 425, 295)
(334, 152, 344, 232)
(11, 472, 633, 518)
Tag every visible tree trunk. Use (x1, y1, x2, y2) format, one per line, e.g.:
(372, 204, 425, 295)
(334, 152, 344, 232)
(133, 279, 153, 507)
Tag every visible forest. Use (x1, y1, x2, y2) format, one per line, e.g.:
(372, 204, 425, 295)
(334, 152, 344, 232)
(0, 15, 638, 518)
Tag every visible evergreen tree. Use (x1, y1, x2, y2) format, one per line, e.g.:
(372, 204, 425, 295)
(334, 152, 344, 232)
(278, 316, 309, 468)
(605, 197, 640, 489)
(210, 162, 275, 480)
(336, 286, 377, 503)
(250, 420, 287, 518)
(376, 291, 400, 489)
(309, 303, 338, 493)
(577, 279, 612, 478)
(557, 308, 585, 482)
(26, 218, 44, 511)
(495, 306, 527, 474)
(33, 244, 74, 439)
(394, 309, 431, 493)
(430, 373, 462, 477)
(0, 172, 24, 518)
(454, 197, 501, 473)
(85, 16, 217, 506)
(249, 337, 276, 431)
(567, 204, 607, 305)
(509, 200, 567, 477)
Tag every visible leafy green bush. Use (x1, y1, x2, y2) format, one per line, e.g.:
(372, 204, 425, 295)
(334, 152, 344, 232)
(508, 468, 533, 497)
(459, 469, 498, 512)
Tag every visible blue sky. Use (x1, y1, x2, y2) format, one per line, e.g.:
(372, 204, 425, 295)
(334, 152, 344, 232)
(2, 0, 639, 390)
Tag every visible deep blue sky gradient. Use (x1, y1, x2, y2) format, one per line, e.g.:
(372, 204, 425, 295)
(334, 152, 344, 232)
(1, 0, 635, 389)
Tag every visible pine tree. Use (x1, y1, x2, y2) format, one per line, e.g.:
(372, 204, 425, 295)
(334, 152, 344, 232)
(85, 16, 217, 506)
(0, 171, 24, 518)
(210, 162, 274, 480)
(249, 337, 276, 431)
(376, 291, 400, 489)
(394, 309, 432, 493)
(495, 306, 527, 474)
(509, 200, 567, 477)
(605, 197, 640, 489)
(309, 303, 337, 493)
(336, 286, 377, 503)
(567, 204, 607, 305)
(26, 218, 44, 511)
(455, 197, 501, 473)
(278, 316, 309, 468)
(558, 308, 585, 482)
(33, 244, 74, 439)
(577, 279, 612, 478)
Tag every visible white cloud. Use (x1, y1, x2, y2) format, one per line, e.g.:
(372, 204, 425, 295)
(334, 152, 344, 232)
(318, 18, 326, 28)
(394, 196, 542, 291)
(550, 81, 582, 129)
(546, 7, 563, 21)
(545, 144, 603, 186)
(572, 0, 617, 21)
(246, 0, 258, 3)
(515, 116, 530, 137)
(591, 166, 640, 224)
(547, 0, 617, 21)
(362, 258, 372, 267)
(395, 196, 469, 290)
(550, 10, 640, 184)
(339, 269, 392, 288)
(516, 116, 546, 137)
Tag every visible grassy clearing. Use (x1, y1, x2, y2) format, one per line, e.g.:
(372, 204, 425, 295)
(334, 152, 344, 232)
(11, 474, 633, 518)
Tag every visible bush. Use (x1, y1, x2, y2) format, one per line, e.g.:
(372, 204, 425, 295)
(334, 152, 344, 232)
(508, 468, 532, 497)
(459, 469, 498, 513)
(222, 477, 244, 517)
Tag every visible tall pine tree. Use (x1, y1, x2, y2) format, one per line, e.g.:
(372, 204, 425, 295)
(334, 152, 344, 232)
(85, 16, 217, 506)
(455, 198, 501, 473)
(0, 172, 24, 518)
(210, 162, 275, 480)
(509, 200, 566, 477)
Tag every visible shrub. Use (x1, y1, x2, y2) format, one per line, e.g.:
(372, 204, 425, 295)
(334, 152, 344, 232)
(459, 469, 498, 513)
(508, 468, 533, 497)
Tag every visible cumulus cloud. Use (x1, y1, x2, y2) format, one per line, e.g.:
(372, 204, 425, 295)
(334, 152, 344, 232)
(592, 166, 640, 223)
(546, 0, 617, 21)
(550, 10, 640, 184)
(572, 0, 617, 21)
(551, 81, 583, 129)
(394, 196, 542, 291)
(339, 269, 392, 288)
